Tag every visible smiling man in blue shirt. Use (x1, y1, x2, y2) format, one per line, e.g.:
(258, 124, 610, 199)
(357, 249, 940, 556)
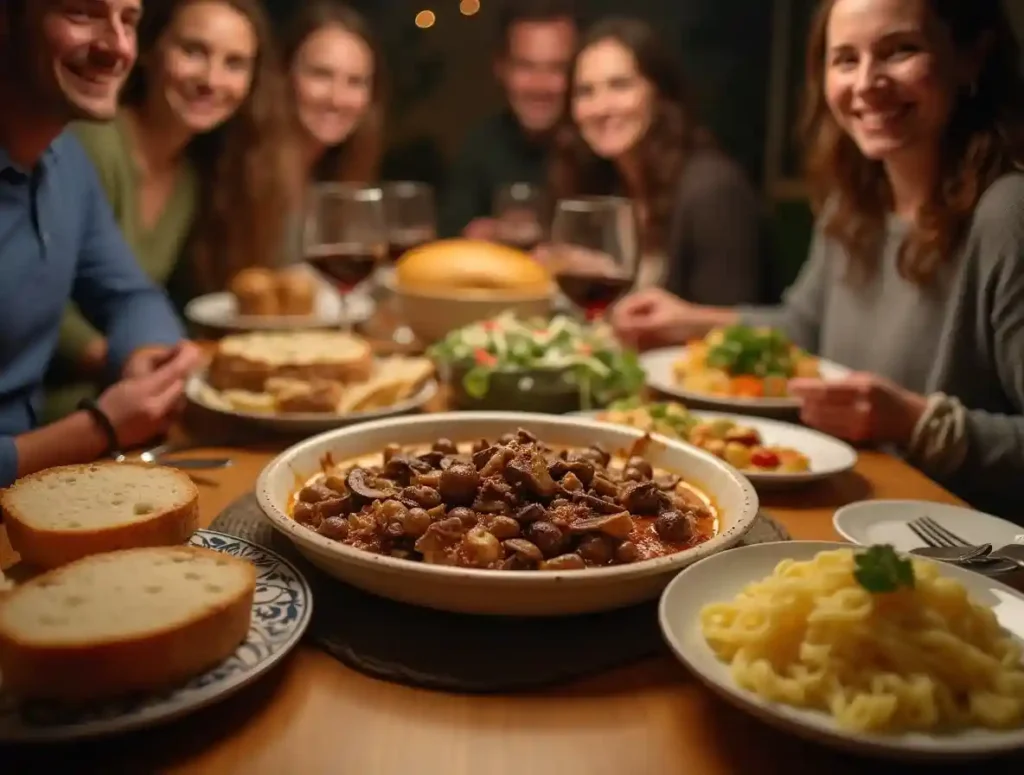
(0, 0, 203, 487)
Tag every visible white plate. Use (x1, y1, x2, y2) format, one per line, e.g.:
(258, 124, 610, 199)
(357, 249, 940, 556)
(256, 411, 759, 616)
(0, 530, 312, 742)
(186, 371, 439, 434)
(185, 285, 374, 332)
(659, 540, 1024, 761)
(578, 410, 857, 489)
(640, 346, 851, 417)
(834, 499, 1024, 553)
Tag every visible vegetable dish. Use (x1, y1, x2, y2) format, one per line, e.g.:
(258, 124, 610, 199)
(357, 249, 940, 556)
(598, 399, 810, 473)
(673, 325, 820, 399)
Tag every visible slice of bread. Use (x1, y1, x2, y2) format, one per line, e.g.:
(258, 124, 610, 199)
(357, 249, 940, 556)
(0, 546, 256, 700)
(0, 463, 199, 570)
(207, 331, 374, 392)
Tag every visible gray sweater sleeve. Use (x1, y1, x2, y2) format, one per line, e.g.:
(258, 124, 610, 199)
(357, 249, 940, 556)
(950, 199, 1024, 503)
(664, 151, 764, 305)
(737, 223, 831, 353)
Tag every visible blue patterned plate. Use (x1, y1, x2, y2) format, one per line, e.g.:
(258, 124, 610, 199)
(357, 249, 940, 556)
(0, 530, 313, 742)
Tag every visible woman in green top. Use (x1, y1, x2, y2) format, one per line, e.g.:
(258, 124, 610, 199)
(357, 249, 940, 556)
(47, 0, 294, 420)
(611, 0, 1024, 517)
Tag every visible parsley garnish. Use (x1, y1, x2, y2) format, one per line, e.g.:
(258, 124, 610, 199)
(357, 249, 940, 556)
(853, 544, 916, 593)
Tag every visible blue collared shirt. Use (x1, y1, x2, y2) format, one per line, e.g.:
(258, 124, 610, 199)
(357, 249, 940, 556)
(0, 131, 184, 486)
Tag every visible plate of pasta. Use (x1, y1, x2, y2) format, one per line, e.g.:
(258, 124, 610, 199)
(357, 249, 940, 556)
(659, 540, 1024, 760)
(640, 326, 850, 416)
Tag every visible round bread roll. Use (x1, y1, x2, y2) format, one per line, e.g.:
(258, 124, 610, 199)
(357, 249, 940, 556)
(276, 267, 317, 316)
(230, 267, 278, 316)
(395, 239, 552, 296)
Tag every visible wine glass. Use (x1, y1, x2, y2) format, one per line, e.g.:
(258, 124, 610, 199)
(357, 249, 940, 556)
(549, 196, 639, 322)
(303, 183, 386, 334)
(382, 181, 437, 345)
(494, 182, 546, 251)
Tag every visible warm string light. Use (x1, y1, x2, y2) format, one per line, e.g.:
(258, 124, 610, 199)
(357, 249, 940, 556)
(415, 9, 436, 28)
(459, 0, 480, 16)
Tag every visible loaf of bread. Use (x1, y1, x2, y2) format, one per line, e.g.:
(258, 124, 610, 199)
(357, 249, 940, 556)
(0, 463, 199, 570)
(395, 239, 552, 295)
(207, 330, 374, 393)
(0, 546, 256, 700)
(229, 267, 318, 317)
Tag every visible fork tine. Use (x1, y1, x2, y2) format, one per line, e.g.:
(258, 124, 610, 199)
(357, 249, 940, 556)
(919, 516, 970, 547)
(908, 520, 940, 547)
(909, 517, 956, 547)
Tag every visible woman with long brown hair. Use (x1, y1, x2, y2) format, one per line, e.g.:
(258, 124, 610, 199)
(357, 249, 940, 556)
(45, 0, 294, 420)
(550, 17, 768, 304)
(612, 0, 1024, 516)
(281, 1, 384, 187)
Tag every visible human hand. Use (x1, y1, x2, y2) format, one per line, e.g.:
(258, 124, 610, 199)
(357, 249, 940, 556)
(463, 218, 499, 241)
(610, 288, 734, 350)
(788, 372, 928, 446)
(122, 341, 204, 380)
(99, 350, 200, 449)
(78, 337, 109, 379)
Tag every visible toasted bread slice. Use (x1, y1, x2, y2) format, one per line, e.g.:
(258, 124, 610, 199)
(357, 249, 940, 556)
(0, 462, 199, 570)
(208, 331, 374, 392)
(0, 546, 256, 700)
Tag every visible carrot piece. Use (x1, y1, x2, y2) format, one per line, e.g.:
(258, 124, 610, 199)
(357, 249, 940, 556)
(730, 375, 764, 397)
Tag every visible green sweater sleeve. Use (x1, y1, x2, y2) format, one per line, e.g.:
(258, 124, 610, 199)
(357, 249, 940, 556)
(58, 121, 132, 363)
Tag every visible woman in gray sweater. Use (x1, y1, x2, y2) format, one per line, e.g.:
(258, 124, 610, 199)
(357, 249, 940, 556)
(611, 0, 1024, 518)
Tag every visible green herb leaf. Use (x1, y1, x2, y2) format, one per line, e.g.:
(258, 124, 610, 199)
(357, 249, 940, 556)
(853, 544, 916, 594)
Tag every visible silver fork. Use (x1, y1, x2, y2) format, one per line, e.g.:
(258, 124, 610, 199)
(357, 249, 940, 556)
(907, 517, 992, 562)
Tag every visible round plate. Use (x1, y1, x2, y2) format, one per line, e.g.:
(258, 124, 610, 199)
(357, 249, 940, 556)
(578, 410, 857, 489)
(833, 500, 1024, 576)
(184, 287, 374, 332)
(640, 346, 851, 417)
(659, 540, 1024, 761)
(256, 411, 759, 616)
(0, 530, 312, 742)
(186, 371, 439, 434)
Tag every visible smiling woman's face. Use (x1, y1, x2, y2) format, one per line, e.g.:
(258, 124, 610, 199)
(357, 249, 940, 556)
(823, 0, 967, 162)
(571, 38, 655, 160)
(291, 24, 374, 149)
(145, 0, 256, 135)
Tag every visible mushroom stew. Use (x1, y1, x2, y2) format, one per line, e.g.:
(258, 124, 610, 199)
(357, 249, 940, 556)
(289, 428, 718, 571)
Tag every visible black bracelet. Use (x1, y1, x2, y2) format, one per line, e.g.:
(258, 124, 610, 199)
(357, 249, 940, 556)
(77, 398, 122, 459)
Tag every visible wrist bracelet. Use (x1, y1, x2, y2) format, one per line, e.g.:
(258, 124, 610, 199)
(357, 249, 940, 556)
(77, 398, 123, 459)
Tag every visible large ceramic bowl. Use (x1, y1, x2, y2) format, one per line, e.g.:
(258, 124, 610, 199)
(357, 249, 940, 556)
(382, 273, 553, 344)
(256, 412, 759, 616)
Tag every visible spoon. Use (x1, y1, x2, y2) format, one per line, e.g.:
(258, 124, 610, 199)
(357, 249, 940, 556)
(910, 543, 993, 563)
(115, 449, 233, 470)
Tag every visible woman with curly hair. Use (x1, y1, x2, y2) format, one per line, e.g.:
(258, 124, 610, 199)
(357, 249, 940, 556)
(46, 0, 294, 418)
(281, 0, 384, 187)
(613, 0, 1024, 516)
(550, 17, 768, 305)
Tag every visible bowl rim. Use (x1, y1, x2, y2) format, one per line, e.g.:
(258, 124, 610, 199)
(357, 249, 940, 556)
(381, 271, 554, 303)
(255, 411, 760, 586)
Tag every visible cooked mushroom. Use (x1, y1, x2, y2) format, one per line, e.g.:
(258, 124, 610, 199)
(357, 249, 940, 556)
(318, 516, 350, 540)
(345, 468, 397, 504)
(549, 458, 596, 487)
(568, 511, 634, 540)
(400, 485, 442, 509)
(383, 455, 431, 484)
(447, 506, 478, 528)
(503, 451, 559, 498)
(525, 521, 566, 558)
(514, 502, 547, 523)
(560, 471, 585, 492)
(461, 527, 503, 567)
(480, 515, 520, 540)
(619, 481, 662, 514)
(590, 475, 619, 498)
(626, 456, 654, 479)
(438, 462, 480, 505)
(577, 534, 615, 565)
(502, 538, 544, 564)
(654, 509, 695, 543)
(615, 540, 641, 564)
(298, 483, 336, 504)
(479, 447, 514, 477)
(571, 491, 623, 514)
(414, 516, 466, 563)
(540, 553, 586, 571)
(432, 438, 459, 455)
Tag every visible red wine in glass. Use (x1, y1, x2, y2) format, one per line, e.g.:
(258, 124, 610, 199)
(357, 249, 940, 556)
(555, 270, 634, 320)
(305, 244, 380, 293)
(387, 227, 435, 263)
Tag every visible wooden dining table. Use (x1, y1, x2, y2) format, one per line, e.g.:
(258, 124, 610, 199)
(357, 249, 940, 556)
(2, 334, 1022, 774)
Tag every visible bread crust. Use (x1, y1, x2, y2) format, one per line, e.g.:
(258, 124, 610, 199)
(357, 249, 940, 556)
(0, 463, 200, 570)
(395, 239, 553, 295)
(207, 332, 374, 392)
(0, 547, 256, 700)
